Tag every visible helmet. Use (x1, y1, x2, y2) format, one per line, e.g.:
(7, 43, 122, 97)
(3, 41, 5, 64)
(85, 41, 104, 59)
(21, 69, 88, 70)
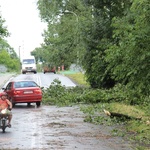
(1, 92, 8, 97)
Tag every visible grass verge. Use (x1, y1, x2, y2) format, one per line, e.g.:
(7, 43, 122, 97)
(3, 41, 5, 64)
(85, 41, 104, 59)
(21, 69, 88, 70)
(63, 72, 89, 87)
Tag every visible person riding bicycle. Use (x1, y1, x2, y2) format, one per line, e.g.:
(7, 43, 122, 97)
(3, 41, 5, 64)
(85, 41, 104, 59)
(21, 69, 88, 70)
(0, 92, 12, 127)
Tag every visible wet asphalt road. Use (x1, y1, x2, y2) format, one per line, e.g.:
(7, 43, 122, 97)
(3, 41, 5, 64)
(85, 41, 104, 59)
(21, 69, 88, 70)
(0, 105, 133, 150)
(0, 73, 133, 150)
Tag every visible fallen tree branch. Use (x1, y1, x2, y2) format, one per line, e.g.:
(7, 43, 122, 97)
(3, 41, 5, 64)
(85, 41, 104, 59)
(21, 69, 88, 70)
(103, 109, 142, 120)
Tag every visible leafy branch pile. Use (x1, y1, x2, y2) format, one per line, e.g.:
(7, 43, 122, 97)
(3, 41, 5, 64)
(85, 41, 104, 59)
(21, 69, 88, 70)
(42, 79, 149, 107)
(42, 79, 85, 106)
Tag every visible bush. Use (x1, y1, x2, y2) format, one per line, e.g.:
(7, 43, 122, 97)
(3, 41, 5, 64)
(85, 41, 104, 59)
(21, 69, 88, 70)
(42, 79, 88, 106)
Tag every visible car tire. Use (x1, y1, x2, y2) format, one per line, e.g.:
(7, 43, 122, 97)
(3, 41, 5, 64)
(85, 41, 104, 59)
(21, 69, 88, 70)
(36, 102, 41, 107)
(27, 102, 31, 107)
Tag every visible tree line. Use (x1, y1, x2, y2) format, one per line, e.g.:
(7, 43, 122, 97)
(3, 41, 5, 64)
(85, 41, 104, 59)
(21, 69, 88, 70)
(33, 0, 149, 98)
(0, 13, 20, 72)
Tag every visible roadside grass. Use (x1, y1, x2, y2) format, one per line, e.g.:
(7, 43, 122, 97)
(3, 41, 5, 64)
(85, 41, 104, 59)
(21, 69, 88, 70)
(62, 72, 90, 87)
(106, 103, 150, 150)
(107, 103, 145, 119)
(43, 71, 150, 150)
(80, 103, 150, 150)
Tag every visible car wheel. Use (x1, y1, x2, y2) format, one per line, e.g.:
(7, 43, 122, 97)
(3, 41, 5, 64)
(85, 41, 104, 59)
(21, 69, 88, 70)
(27, 102, 31, 107)
(36, 102, 41, 107)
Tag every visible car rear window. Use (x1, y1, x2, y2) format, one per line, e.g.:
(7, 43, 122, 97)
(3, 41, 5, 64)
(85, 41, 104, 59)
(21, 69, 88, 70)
(14, 81, 38, 88)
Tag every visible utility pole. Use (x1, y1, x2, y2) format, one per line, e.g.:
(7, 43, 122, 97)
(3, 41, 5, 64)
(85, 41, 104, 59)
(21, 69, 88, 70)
(19, 46, 21, 61)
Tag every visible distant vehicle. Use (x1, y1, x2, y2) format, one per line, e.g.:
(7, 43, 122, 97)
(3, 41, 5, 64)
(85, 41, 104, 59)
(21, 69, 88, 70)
(2, 80, 42, 107)
(21, 56, 37, 74)
(43, 64, 56, 74)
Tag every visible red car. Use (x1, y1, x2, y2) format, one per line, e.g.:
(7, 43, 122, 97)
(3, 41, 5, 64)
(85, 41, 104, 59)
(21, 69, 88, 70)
(43, 67, 56, 74)
(2, 80, 42, 107)
(43, 65, 56, 74)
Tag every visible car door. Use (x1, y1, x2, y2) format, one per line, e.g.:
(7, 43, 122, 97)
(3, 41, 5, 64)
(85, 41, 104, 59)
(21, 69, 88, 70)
(4, 82, 13, 99)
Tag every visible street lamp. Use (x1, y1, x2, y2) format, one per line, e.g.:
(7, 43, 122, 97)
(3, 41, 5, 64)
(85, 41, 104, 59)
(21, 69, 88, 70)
(64, 10, 79, 64)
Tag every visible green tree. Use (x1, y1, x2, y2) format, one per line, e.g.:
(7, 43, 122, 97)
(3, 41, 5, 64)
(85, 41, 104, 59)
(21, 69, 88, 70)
(0, 15, 9, 38)
(106, 0, 150, 95)
(0, 50, 20, 71)
(31, 47, 44, 63)
(37, 0, 87, 68)
(81, 0, 132, 88)
(0, 13, 20, 71)
(36, 0, 133, 88)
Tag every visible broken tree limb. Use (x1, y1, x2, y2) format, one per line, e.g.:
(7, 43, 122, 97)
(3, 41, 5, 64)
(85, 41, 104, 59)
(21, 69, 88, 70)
(103, 109, 142, 120)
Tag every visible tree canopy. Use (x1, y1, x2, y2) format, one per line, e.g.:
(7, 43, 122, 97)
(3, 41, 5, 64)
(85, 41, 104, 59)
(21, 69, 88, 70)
(35, 0, 149, 96)
(0, 12, 20, 72)
(105, 0, 150, 95)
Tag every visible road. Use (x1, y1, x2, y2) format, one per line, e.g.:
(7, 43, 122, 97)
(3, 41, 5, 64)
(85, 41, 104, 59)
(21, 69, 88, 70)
(2, 73, 76, 89)
(0, 73, 133, 150)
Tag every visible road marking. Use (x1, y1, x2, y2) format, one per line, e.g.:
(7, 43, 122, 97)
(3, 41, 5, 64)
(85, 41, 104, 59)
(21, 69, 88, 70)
(30, 112, 44, 149)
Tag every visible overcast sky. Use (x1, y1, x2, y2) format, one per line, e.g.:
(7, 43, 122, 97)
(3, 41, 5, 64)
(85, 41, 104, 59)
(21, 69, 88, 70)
(0, 0, 47, 58)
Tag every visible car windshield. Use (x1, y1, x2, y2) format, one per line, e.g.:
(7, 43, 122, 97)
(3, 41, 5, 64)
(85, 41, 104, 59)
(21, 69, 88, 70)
(22, 59, 35, 64)
(14, 81, 38, 88)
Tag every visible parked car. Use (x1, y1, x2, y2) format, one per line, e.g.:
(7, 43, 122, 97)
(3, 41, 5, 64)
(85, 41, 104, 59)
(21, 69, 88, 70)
(43, 64, 56, 74)
(2, 80, 42, 107)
